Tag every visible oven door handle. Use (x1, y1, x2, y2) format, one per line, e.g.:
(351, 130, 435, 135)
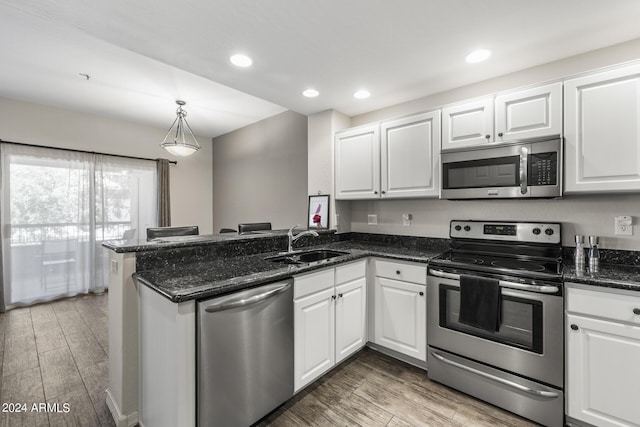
(428, 269, 559, 294)
(430, 351, 560, 399)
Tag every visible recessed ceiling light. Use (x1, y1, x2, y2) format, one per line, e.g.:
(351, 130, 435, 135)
(230, 54, 253, 67)
(466, 49, 491, 63)
(353, 89, 371, 99)
(302, 88, 319, 98)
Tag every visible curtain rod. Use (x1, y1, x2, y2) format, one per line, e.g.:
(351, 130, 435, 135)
(0, 139, 177, 165)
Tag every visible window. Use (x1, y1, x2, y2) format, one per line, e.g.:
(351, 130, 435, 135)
(1, 144, 157, 307)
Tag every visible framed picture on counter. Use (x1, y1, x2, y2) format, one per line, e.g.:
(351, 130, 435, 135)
(308, 195, 330, 229)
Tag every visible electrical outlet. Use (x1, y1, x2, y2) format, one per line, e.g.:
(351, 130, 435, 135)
(402, 213, 412, 227)
(615, 216, 633, 236)
(367, 214, 378, 225)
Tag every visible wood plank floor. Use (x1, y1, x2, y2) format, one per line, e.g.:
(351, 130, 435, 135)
(260, 348, 540, 427)
(0, 293, 114, 427)
(1, 294, 539, 426)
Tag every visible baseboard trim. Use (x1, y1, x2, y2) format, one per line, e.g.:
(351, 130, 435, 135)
(106, 388, 139, 427)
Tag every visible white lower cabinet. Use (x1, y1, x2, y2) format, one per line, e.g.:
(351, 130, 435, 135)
(294, 260, 367, 391)
(373, 259, 427, 362)
(566, 284, 640, 427)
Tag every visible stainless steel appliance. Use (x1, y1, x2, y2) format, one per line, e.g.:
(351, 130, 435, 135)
(427, 220, 564, 427)
(440, 136, 562, 199)
(197, 281, 294, 427)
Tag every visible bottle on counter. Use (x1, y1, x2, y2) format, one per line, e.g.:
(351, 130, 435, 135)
(574, 235, 585, 269)
(588, 235, 600, 273)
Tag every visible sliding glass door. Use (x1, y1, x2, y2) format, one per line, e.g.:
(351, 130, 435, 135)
(1, 144, 157, 308)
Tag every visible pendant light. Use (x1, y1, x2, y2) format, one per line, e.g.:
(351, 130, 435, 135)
(161, 100, 201, 156)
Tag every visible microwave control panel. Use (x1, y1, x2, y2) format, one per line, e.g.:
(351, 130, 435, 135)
(530, 152, 557, 186)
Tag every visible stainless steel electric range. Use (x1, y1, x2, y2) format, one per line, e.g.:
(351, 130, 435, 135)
(427, 220, 564, 427)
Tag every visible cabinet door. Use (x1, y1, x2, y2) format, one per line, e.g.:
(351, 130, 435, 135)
(567, 313, 640, 427)
(381, 111, 441, 198)
(335, 277, 367, 364)
(335, 124, 380, 199)
(374, 277, 426, 361)
(564, 63, 640, 193)
(494, 82, 562, 142)
(294, 288, 335, 391)
(442, 98, 494, 150)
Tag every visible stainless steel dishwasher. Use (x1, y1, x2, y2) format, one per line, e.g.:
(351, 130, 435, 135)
(197, 280, 294, 427)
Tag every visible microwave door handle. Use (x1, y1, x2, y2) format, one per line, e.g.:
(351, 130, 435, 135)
(520, 146, 528, 195)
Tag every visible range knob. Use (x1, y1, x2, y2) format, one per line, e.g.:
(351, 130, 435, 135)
(464, 225, 471, 232)
(454, 225, 462, 231)
(545, 228, 554, 236)
(532, 228, 541, 235)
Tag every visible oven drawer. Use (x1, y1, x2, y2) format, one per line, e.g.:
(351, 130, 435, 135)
(374, 259, 426, 285)
(428, 348, 564, 427)
(566, 284, 640, 326)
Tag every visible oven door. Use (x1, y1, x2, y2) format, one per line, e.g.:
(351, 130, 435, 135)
(427, 269, 563, 387)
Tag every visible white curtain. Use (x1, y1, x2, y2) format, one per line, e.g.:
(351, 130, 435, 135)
(0, 144, 157, 308)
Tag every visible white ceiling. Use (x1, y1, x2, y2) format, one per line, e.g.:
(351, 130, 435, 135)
(1, 0, 640, 139)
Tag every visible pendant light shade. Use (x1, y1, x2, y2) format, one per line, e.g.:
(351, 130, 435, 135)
(161, 100, 201, 156)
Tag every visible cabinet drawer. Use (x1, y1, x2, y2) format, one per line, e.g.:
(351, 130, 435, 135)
(294, 268, 335, 300)
(566, 285, 640, 325)
(374, 259, 426, 285)
(335, 260, 366, 285)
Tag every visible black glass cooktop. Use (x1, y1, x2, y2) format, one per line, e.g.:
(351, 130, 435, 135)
(430, 251, 562, 279)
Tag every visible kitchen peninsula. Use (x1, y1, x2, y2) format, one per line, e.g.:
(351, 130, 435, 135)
(103, 230, 448, 427)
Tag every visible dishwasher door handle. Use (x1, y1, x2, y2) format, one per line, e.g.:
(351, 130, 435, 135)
(204, 281, 292, 313)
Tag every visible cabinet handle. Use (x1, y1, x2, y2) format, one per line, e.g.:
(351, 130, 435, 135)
(374, 191, 378, 195)
(419, 291, 424, 296)
(498, 132, 503, 137)
(396, 270, 401, 275)
(485, 135, 491, 140)
(338, 293, 343, 298)
(331, 295, 336, 300)
(633, 308, 640, 315)
(381, 191, 386, 194)
(570, 324, 579, 331)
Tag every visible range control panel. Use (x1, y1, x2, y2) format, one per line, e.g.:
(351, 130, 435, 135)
(450, 220, 561, 244)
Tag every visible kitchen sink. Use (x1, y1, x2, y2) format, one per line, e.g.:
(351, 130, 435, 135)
(265, 249, 349, 265)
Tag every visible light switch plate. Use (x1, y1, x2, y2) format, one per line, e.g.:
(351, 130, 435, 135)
(367, 214, 377, 225)
(111, 259, 119, 273)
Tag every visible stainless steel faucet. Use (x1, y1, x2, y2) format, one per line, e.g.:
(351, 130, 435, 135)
(287, 225, 319, 253)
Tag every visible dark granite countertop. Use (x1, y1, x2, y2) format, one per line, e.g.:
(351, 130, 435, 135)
(128, 230, 640, 302)
(103, 229, 296, 253)
(563, 262, 640, 292)
(132, 241, 445, 303)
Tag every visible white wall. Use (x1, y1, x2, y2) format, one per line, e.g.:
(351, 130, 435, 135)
(0, 97, 213, 234)
(308, 110, 351, 232)
(315, 38, 640, 251)
(350, 195, 639, 251)
(212, 110, 308, 232)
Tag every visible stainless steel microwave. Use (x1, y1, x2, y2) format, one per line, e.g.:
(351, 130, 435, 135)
(440, 136, 562, 199)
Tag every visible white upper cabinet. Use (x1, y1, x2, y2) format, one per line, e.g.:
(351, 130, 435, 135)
(442, 98, 494, 150)
(335, 112, 440, 200)
(335, 124, 381, 199)
(494, 82, 562, 142)
(564, 63, 640, 193)
(442, 83, 562, 150)
(380, 111, 441, 198)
